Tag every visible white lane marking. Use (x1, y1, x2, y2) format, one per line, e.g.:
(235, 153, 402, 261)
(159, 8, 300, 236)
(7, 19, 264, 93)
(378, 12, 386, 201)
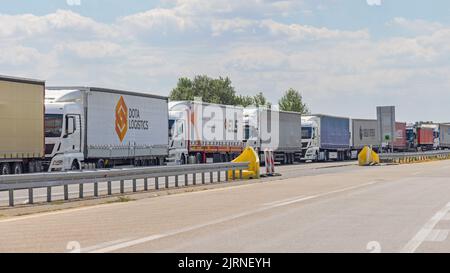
(401, 202, 450, 253)
(412, 172, 422, 176)
(425, 229, 449, 242)
(87, 181, 378, 253)
(263, 196, 306, 206)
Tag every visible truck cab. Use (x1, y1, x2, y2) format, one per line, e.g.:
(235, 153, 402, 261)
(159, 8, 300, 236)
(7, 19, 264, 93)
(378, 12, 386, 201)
(168, 110, 188, 165)
(301, 117, 320, 161)
(45, 90, 84, 171)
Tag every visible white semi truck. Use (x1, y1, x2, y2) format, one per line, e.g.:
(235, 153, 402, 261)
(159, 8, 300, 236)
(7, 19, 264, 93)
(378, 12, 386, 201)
(244, 108, 302, 164)
(168, 101, 244, 164)
(301, 114, 351, 161)
(45, 87, 169, 171)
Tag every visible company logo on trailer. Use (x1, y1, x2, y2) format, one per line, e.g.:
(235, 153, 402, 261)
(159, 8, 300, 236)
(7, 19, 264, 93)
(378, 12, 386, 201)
(115, 96, 128, 142)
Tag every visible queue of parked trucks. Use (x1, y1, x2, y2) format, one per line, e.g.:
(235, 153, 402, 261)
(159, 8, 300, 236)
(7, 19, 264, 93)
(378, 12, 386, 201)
(1, 74, 450, 174)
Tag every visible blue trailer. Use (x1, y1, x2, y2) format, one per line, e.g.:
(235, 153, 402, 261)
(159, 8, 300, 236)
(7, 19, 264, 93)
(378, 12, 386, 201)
(301, 114, 351, 161)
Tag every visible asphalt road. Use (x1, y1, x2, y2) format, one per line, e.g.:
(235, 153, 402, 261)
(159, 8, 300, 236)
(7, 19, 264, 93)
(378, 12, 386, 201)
(1, 160, 450, 253)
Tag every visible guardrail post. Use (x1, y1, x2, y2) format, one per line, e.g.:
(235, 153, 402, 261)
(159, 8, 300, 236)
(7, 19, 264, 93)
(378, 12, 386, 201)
(193, 173, 196, 185)
(144, 178, 148, 191)
(175, 175, 179, 187)
(210, 172, 213, 183)
(47, 187, 52, 203)
(201, 172, 205, 184)
(120, 180, 124, 194)
(239, 169, 243, 180)
(28, 188, 33, 205)
(165, 176, 169, 188)
(155, 177, 159, 190)
(94, 183, 98, 197)
(79, 184, 84, 199)
(64, 185, 69, 200)
(107, 181, 112, 195)
(184, 174, 188, 186)
(8, 190, 14, 207)
(133, 179, 137, 192)
(232, 167, 236, 181)
(218, 171, 221, 182)
(225, 169, 229, 182)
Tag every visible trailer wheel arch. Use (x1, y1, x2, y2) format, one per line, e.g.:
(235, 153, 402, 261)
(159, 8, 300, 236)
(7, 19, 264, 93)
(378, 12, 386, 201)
(71, 159, 80, 170)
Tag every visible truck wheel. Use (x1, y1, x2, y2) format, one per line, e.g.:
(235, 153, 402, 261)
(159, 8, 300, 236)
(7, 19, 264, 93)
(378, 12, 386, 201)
(96, 159, 105, 169)
(28, 161, 36, 173)
(196, 153, 203, 164)
(221, 154, 227, 163)
(13, 163, 23, 174)
(71, 160, 80, 171)
(1, 163, 10, 175)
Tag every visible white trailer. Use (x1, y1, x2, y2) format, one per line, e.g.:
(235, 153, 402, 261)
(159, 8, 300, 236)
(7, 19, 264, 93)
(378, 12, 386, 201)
(244, 108, 302, 164)
(168, 101, 244, 164)
(45, 87, 168, 171)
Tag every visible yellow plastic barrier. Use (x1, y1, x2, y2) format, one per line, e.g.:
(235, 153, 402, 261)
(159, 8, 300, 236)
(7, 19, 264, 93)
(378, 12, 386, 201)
(228, 146, 260, 180)
(358, 146, 380, 166)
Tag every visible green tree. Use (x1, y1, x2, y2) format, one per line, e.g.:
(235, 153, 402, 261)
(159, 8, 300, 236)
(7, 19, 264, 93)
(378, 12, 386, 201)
(169, 75, 237, 105)
(235, 95, 254, 107)
(278, 88, 309, 114)
(169, 75, 273, 108)
(253, 92, 267, 107)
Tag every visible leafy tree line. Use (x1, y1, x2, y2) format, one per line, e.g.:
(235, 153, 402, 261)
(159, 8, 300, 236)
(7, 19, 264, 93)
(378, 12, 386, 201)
(169, 75, 309, 114)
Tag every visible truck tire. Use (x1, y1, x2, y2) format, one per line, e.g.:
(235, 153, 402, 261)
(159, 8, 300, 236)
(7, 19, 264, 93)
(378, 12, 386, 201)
(13, 163, 23, 174)
(196, 153, 203, 164)
(96, 159, 105, 169)
(1, 163, 10, 175)
(71, 160, 80, 171)
(28, 161, 36, 173)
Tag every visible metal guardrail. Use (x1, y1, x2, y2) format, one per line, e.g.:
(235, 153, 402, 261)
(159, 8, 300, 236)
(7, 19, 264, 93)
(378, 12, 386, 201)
(0, 162, 249, 207)
(379, 150, 450, 163)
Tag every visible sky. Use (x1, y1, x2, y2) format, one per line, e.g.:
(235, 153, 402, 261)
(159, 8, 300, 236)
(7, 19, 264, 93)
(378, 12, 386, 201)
(1, 0, 450, 122)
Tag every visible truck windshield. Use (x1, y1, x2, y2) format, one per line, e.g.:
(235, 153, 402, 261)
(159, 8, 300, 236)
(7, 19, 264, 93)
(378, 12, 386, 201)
(302, 127, 313, 139)
(45, 114, 63, 137)
(406, 129, 415, 142)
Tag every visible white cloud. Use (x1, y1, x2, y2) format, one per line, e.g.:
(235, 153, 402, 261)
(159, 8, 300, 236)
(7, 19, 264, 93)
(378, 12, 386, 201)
(366, 0, 382, 6)
(118, 8, 195, 33)
(387, 17, 443, 34)
(3, 6, 450, 122)
(261, 19, 370, 41)
(211, 18, 258, 36)
(0, 10, 117, 39)
(56, 41, 123, 59)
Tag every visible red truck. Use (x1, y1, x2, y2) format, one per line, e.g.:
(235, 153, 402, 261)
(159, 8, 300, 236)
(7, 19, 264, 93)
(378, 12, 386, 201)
(406, 125, 435, 151)
(393, 122, 407, 151)
(417, 127, 434, 146)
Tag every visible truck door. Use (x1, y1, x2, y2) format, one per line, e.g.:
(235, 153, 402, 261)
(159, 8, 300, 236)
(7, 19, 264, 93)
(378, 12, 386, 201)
(62, 114, 82, 153)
